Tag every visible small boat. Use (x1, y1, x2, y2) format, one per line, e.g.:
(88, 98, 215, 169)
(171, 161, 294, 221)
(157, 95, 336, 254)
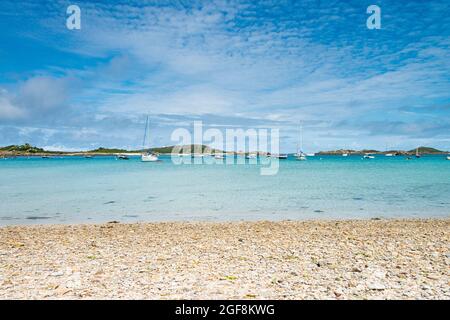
(384, 144, 393, 156)
(84, 155, 93, 159)
(363, 154, 375, 159)
(446, 156, 450, 160)
(271, 154, 288, 159)
(295, 123, 307, 161)
(415, 148, 421, 158)
(295, 152, 306, 161)
(141, 115, 159, 162)
(245, 154, 257, 159)
(342, 153, 348, 157)
(141, 153, 158, 162)
(41, 155, 50, 159)
(214, 154, 225, 159)
(306, 153, 315, 157)
(191, 153, 204, 158)
(117, 154, 129, 160)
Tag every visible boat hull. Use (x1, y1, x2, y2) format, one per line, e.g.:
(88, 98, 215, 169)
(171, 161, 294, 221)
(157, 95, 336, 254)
(141, 154, 158, 162)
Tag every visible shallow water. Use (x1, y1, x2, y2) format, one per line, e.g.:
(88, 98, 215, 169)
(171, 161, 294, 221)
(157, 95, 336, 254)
(0, 155, 449, 225)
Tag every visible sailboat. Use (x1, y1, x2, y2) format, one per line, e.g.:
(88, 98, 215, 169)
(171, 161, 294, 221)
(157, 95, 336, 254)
(141, 115, 159, 162)
(415, 147, 421, 158)
(385, 143, 393, 156)
(295, 124, 307, 161)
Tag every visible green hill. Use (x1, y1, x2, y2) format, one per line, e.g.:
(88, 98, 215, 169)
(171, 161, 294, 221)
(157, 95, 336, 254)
(408, 147, 444, 154)
(0, 143, 47, 153)
(88, 147, 130, 154)
(88, 144, 221, 154)
(150, 144, 220, 154)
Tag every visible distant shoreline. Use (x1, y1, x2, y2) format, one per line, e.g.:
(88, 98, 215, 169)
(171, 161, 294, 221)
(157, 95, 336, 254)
(1, 144, 448, 158)
(1, 151, 449, 158)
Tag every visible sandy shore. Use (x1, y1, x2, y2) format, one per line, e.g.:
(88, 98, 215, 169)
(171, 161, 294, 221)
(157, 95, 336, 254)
(0, 219, 448, 299)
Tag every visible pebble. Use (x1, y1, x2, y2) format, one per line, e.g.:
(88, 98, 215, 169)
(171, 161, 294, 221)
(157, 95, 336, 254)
(367, 282, 386, 290)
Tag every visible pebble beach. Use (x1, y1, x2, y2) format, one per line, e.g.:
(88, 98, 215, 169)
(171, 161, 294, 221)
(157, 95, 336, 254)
(0, 219, 449, 299)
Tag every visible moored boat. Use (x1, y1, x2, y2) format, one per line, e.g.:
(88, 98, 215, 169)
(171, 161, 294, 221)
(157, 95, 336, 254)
(270, 154, 288, 159)
(415, 148, 421, 158)
(117, 154, 129, 160)
(141, 115, 159, 162)
(295, 123, 307, 161)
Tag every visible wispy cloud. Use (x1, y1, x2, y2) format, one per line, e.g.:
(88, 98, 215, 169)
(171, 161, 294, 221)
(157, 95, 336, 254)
(0, 0, 449, 151)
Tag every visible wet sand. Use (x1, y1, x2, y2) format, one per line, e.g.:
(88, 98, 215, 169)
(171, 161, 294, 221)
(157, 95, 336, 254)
(0, 219, 449, 299)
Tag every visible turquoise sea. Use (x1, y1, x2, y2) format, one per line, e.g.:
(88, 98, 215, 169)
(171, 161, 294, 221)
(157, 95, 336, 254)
(0, 155, 449, 225)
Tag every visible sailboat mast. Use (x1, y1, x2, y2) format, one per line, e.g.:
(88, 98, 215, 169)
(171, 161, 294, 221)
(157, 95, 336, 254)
(300, 123, 303, 153)
(142, 115, 149, 151)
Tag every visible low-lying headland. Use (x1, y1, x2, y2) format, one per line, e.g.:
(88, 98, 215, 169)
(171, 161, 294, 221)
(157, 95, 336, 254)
(0, 219, 448, 299)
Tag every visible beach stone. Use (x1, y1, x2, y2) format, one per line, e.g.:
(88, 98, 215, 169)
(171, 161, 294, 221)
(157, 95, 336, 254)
(367, 282, 386, 290)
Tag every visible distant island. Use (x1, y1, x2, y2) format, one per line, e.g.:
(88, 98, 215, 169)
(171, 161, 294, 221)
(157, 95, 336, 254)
(0, 143, 222, 157)
(316, 147, 447, 155)
(0, 144, 448, 158)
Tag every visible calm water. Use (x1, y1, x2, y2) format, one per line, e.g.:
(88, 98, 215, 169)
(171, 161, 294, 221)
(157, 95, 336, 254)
(0, 155, 449, 225)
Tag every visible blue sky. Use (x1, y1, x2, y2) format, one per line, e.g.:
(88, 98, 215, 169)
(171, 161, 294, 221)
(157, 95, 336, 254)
(0, 0, 449, 152)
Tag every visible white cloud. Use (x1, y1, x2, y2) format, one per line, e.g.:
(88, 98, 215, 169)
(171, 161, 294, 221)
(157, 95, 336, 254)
(0, 89, 25, 120)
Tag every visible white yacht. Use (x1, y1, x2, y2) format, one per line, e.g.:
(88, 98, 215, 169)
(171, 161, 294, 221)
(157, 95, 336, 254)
(270, 154, 288, 159)
(415, 148, 421, 158)
(295, 124, 307, 161)
(141, 115, 159, 162)
(142, 153, 158, 161)
(384, 144, 393, 156)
